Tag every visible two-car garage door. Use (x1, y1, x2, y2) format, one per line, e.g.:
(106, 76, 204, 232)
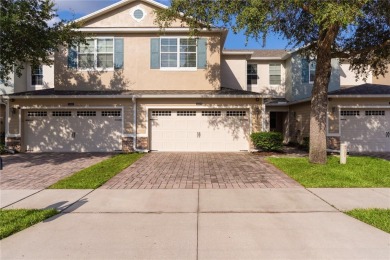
(340, 109, 390, 152)
(25, 109, 122, 152)
(150, 109, 250, 151)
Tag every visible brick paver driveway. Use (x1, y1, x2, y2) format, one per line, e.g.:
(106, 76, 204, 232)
(102, 153, 301, 189)
(0, 153, 112, 189)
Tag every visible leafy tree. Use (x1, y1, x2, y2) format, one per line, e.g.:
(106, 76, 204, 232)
(0, 0, 85, 82)
(155, 0, 390, 164)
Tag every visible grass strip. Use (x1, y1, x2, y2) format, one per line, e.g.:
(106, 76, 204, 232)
(0, 209, 58, 239)
(346, 209, 390, 233)
(48, 153, 144, 189)
(266, 156, 390, 187)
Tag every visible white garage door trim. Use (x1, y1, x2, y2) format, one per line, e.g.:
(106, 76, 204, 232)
(22, 106, 124, 152)
(339, 106, 390, 152)
(147, 106, 252, 152)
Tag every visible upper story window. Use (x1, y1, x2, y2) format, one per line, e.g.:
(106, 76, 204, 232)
(247, 64, 258, 85)
(160, 38, 197, 69)
(302, 59, 316, 83)
(309, 61, 316, 83)
(31, 65, 43, 85)
(269, 64, 281, 85)
(78, 38, 114, 69)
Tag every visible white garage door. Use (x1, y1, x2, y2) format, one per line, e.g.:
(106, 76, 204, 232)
(150, 110, 250, 152)
(25, 109, 122, 152)
(340, 109, 390, 152)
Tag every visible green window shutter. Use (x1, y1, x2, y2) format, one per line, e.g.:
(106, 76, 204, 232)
(301, 58, 309, 83)
(67, 46, 77, 69)
(114, 38, 124, 69)
(150, 38, 160, 69)
(197, 38, 207, 69)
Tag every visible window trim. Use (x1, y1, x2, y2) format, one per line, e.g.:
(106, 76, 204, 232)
(309, 60, 316, 84)
(247, 63, 258, 85)
(77, 37, 115, 71)
(269, 63, 282, 86)
(31, 65, 43, 86)
(159, 37, 198, 71)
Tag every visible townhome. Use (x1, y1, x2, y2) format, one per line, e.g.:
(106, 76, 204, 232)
(4, 0, 263, 153)
(3, 0, 389, 153)
(222, 49, 390, 152)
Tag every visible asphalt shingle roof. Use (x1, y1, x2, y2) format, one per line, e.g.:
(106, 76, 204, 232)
(329, 84, 390, 95)
(223, 49, 289, 59)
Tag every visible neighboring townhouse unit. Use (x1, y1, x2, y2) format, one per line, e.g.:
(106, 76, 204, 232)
(221, 49, 390, 152)
(0, 63, 54, 140)
(4, 0, 263, 153)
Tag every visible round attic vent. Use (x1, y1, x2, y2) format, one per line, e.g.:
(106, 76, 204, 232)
(134, 9, 144, 19)
(131, 7, 146, 22)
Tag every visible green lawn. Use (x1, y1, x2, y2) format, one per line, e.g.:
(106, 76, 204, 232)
(346, 209, 390, 233)
(0, 209, 58, 239)
(267, 156, 390, 187)
(49, 153, 144, 189)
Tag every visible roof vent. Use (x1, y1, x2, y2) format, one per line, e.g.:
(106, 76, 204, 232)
(131, 6, 146, 22)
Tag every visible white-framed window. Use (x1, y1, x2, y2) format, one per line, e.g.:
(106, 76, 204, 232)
(340, 111, 360, 116)
(269, 64, 281, 85)
(309, 61, 316, 83)
(78, 38, 114, 69)
(247, 64, 258, 85)
(160, 38, 197, 69)
(31, 65, 43, 85)
(177, 111, 196, 116)
(227, 111, 247, 117)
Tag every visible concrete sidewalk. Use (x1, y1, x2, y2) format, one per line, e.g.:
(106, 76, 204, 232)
(1, 188, 389, 259)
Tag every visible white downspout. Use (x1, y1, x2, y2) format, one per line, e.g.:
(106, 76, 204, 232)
(132, 96, 137, 152)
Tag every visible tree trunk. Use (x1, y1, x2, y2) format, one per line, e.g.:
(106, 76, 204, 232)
(309, 25, 339, 164)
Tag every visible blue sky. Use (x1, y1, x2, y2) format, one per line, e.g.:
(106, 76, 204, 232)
(53, 0, 290, 50)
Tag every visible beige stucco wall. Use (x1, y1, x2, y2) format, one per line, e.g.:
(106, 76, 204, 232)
(55, 33, 221, 91)
(372, 65, 390, 85)
(288, 102, 311, 143)
(246, 61, 286, 97)
(340, 63, 372, 86)
(221, 55, 247, 91)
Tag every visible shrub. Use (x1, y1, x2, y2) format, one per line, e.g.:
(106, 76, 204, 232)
(300, 137, 310, 151)
(250, 132, 283, 151)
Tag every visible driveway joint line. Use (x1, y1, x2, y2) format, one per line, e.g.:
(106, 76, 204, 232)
(305, 188, 343, 212)
(1, 188, 45, 209)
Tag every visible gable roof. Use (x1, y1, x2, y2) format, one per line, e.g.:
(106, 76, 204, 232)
(329, 83, 390, 96)
(76, 0, 167, 23)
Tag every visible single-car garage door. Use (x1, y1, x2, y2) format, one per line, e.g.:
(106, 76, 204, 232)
(150, 109, 250, 151)
(340, 109, 390, 152)
(25, 109, 122, 152)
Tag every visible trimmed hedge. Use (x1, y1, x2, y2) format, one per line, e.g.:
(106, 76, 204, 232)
(250, 132, 283, 151)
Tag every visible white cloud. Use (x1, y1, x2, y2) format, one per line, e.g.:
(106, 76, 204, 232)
(46, 16, 62, 27)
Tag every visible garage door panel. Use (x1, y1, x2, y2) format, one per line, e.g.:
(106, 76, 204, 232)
(340, 109, 390, 152)
(25, 109, 122, 152)
(150, 109, 249, 152)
